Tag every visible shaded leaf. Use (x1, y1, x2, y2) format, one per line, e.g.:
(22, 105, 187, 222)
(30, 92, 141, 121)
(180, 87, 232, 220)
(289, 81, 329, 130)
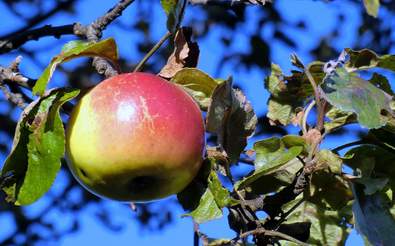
(281, 197, 350, 245)
(354, 177, 389, 195)
(321, 67, 393, 129)
(160, 27, 199, 79)
(369, 72, 394, 95)
(308, 170, 353, 210)
(345, 145, 395, 181)
(206, 78, 257, 163)
(1, 88, 79, 205)
(345, 48, 395, 72)
(171, 68, 217, 110)
(352, 183, 395, 245)
(345, 145, 395, 199)
(33, 38, 118, 95)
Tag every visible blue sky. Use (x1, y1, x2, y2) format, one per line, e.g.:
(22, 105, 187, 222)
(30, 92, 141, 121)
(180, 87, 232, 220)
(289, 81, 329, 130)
(0, 0, 380, 245)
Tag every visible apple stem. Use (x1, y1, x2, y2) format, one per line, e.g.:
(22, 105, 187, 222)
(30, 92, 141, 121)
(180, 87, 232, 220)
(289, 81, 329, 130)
(133, 31, 172, 73)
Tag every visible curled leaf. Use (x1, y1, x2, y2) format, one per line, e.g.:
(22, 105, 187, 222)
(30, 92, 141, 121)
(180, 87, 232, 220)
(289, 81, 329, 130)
(1, 88, 79, 205)
(206, 78, 257, 163)
(159, 27, 199, 79)
(33, 38, 118, 95)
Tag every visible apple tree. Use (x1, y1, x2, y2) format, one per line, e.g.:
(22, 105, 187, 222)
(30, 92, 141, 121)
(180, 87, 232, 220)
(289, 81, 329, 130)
(1, 0, 395, 245)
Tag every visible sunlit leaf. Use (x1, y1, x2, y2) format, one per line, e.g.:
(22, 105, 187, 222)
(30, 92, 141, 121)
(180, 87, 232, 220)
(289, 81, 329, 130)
(314, 149, 342, 174)
(265, 62, 321, 125)
(1, 88, 79, 205)
(171, 68, 218, 110)
(235, 137, 303, 193)
(33, 38, 118, 95)
(321, 67, 393, 129)
(324, 106, 357, 132)
(362, 0, 380, 17)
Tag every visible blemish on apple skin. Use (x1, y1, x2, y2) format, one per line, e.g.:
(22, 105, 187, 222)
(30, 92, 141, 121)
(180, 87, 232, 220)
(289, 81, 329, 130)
(139, 96, 158, 134)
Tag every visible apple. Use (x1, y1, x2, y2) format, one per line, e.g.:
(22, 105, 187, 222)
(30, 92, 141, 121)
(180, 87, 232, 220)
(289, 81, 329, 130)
(65, 72, 205, 202)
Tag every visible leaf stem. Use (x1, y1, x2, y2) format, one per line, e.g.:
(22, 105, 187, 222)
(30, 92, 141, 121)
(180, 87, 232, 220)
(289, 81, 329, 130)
(302, 100, 316, 135)
(331, 140, 367, 154)
(133, 31, 172, 73)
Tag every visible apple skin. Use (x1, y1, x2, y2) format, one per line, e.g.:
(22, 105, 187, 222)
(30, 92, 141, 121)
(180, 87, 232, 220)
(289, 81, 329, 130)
(65, 72, 205, 202)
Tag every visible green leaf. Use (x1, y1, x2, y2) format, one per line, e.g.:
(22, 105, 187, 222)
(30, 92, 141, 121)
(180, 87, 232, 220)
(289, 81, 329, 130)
(354, 177, 389, 195)
(345, 145, 395, 180)
(282, 135, 309, 155)
(345, 145, 395, 198)
(352, 183, 395, 245)
(264, 62, 322, 126)
(208, 238, 254, 246)
(235, 137, 303, 193)
(185, 187, 223, 224)
(324, 106, 357, 132)
(182, 168, 236, 224)
(281, 197, 350, 245)
(345, 48, 395, 71)
(369, 72, 394, 95)
(1, 88, 79, 205)
(160, 0, 186, 33)
(33, 38, 118, 95)
(363, 0, 380, 17)
(171, 68, 218, 110)
(206, 78, 257, 163)
(321, 67, 393, 129)
(254, 137, 303, 171)
(308, 170, 353, 210)
(314, 149, 342, 174)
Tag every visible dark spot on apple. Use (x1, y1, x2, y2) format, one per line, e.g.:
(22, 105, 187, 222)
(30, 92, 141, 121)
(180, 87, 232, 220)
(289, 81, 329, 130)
(79, 168, 89, 178)
(127, 175, 157, 192)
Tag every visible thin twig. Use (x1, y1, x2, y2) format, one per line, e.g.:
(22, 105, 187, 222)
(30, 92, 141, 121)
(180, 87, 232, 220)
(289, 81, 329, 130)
(0, 0, 76, 41)
(0, 24, 77, 54)
(239, 228, 309, 246)
(0, 84, 25, 108)
(86, 0, 136, 77)
(87, 0, 136, 41)
(133, 31, 172, 72)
